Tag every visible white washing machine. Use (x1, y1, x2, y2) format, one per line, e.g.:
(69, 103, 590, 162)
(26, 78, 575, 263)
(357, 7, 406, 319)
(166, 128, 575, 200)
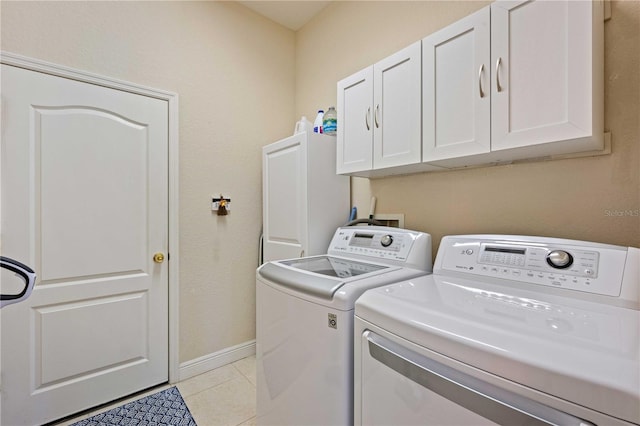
(256, 226, 432, 426)
(355, 235, 640, 426)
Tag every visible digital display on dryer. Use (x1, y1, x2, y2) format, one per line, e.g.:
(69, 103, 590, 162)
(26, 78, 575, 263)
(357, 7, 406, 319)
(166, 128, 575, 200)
(484, 246, 527, 255)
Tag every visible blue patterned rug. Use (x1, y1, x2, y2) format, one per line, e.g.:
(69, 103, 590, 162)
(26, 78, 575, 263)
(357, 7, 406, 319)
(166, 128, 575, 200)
(71, 386, 197, 426)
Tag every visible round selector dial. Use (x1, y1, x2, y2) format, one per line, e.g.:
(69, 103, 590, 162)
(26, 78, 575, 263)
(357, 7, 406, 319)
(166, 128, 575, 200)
(380, 235, 394, 247)
(546, 250, 573, 269)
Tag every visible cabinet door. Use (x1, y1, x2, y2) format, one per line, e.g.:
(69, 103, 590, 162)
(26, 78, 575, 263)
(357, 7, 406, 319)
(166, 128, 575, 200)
(337, 67, 374, 174)
(491, 0, 603, 153)
(373, 41, 422, 169)
(262, 134, 307, 262)
(422, 7, 490, 163)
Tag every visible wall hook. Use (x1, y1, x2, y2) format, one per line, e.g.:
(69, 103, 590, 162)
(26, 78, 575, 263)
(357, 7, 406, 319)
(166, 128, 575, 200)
(212, 195, 231, 216)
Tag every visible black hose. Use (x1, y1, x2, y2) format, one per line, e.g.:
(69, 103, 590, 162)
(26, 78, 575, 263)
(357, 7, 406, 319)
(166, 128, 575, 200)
(345, 218, 385, 227)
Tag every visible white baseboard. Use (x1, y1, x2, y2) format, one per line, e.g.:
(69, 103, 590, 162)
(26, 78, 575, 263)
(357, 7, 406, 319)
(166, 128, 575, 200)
(177, 340, 256, 382)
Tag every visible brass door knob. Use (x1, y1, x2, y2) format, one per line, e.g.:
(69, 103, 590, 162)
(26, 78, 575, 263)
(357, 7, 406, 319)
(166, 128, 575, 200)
(153, 253, 165, 263)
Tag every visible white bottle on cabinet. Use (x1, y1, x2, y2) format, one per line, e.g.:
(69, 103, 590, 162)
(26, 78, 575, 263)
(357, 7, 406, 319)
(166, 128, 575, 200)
(262, 131, 350, 262)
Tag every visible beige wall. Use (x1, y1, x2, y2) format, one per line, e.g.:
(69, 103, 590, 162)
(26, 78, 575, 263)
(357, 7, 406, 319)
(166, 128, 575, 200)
(1, 1, 296, 362)
(297, 0, 640, 253)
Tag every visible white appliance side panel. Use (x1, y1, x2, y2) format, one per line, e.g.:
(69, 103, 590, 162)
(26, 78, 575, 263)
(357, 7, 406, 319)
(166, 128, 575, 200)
(256, 279, 354, 425)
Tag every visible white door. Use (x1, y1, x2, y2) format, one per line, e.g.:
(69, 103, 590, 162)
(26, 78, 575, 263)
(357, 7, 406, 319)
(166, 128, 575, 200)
(337, 66, 373, 174)
(373, 41, 422, 170)
(491, 0, 603, 152)
(1, 64, 169, 425)
(422, 7, 490, 163)
(262, 133, 307, 262)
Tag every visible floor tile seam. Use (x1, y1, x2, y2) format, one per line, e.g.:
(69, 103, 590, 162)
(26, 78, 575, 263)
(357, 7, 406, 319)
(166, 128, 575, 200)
(177, 366, 243, 398)
(233, 418, 251, 425)
(231, 412, 257, 426)
(230, 363, 256, 387)
(181, 373, 250, 400)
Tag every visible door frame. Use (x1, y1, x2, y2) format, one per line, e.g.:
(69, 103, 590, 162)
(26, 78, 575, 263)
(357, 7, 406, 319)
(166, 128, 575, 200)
(0, 51, 181, 384)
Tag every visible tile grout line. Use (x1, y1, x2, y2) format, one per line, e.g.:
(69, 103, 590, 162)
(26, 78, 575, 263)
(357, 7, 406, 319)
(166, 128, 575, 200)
(231, 364, 253, 386)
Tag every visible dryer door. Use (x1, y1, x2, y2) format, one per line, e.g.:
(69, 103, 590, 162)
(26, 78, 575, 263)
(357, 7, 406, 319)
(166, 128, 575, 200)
(356, 327, 593, 426)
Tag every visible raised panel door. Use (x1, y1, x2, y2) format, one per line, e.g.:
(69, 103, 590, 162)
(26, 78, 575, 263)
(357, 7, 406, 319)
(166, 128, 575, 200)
(1, 64, 169, 425)
(262, 134, 306, 262)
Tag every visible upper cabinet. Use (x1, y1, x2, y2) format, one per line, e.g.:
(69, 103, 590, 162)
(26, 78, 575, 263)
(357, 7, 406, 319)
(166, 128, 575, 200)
(373, 42, 422, 170)
(337, 42, 437, 177)
(422, 0, 604, 168)
(422, 7, 491, 163)
(336, 65, 373, 174)
(339, 0, 605, 176)
(490, 0, 603, 156)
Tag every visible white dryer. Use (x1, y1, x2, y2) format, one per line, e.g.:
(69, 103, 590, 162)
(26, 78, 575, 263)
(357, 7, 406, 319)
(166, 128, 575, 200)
(256, 226, 432, 426)
(355, 235, 640, 426)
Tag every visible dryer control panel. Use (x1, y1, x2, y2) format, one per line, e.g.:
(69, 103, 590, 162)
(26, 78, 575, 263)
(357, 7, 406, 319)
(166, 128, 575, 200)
(478, 244, 599, 279)
(436, 235, 632, 299)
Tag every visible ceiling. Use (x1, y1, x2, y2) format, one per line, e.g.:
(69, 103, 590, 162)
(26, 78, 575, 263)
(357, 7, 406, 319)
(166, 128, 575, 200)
(238, 1, 332, 31)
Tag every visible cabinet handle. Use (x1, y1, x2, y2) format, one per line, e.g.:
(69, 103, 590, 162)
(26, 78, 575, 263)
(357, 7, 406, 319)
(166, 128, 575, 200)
(374, 104, 380, 128)
(365, 107, 371, 130)
(496, 57, 503, 93)
(478, 64, 485, 98)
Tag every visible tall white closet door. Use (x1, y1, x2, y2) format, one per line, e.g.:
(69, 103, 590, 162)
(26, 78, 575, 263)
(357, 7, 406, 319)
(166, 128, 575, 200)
(262, 134, 307, 262)
(1, 64, 169, 425)
(422, 7, 490, 162)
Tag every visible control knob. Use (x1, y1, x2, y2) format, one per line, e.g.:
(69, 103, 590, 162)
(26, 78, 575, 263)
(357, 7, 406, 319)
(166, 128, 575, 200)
(546, 250, 573, 269)
(380, 235, 394, 247)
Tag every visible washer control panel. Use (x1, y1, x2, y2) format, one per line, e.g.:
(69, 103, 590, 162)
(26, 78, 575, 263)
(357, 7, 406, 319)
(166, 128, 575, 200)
(327, 226, 432, 272)
(328, 224, 434, 266)
(330, 229, 411, 260)
(438, 236, 629, 297)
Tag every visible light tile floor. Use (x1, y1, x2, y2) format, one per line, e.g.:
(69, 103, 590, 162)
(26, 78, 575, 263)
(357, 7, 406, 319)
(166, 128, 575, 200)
(55, 355, 257, 426)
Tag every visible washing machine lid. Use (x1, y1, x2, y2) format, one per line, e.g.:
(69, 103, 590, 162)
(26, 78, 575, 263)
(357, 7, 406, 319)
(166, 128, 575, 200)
(259, 255, 390, 300)
(355, 275, 640, 424)
(280, 256, 388, 278)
